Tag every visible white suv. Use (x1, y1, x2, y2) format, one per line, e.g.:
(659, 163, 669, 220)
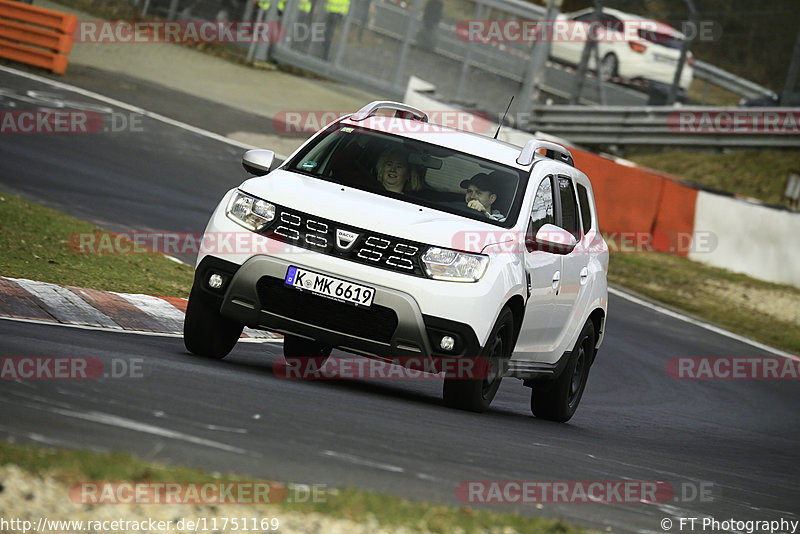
(184, 101, 609, 422)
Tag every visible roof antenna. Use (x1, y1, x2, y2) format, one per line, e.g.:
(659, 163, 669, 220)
(494, 96, 514, 139)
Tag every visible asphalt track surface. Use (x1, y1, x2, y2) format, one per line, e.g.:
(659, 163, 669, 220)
(1, 67, 799, 532)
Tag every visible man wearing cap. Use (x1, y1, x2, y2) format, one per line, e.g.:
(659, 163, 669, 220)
(461, 172, 506, 222)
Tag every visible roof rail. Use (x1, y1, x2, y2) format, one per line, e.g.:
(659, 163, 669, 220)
(350, 101, 428, 122)
(517, 140, 574, 167)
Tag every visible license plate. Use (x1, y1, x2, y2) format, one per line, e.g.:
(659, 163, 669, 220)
(285, 266, 375, 307)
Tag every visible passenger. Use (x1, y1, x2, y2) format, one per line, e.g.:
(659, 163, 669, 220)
(461, 172, 506, 221)
(375, 148, 422, 194)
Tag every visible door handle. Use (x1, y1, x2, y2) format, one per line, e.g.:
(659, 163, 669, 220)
(552, 271, 561, 293)
(580, 267, 589, 285)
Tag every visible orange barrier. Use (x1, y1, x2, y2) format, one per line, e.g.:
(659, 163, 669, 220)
(0, 18, 73, 52)
(571, 148, 662, 235)
(651, 178, 699, 257)
(0, 0, 77, 74)
(0, 0, 76, 33)
(571, 147, 699, 257)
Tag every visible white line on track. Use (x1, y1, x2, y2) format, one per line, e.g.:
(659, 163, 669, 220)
(1, 65, 795, 361)
(608, 287, 800, 362)
(46, 406, 253, 455)
(0, 65, 263, 152)
(320, 450, 405, 473)
(0, 423, 111, 453)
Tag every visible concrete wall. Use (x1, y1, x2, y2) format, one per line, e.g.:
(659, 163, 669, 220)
(690, 191, 800, 288)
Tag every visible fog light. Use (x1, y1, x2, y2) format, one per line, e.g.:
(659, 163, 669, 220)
(440, 336, 455, 351)
(208, 273, 224, 289)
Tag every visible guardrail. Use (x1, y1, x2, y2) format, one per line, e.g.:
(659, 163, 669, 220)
(527, 105, 800, 148)
(0, 0, 77, 74)
(693, 60, 776, 100)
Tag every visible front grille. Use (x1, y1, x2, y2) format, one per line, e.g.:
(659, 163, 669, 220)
(260, 204, 427, 277)
(256, 277, 398, 343)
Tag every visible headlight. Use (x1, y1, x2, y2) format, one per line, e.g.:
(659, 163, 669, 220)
(421, 247, 489, 282)
(226, 190, 275, 231)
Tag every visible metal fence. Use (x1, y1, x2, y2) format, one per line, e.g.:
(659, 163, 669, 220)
(131, 0, 781, 128)
(131, 0, 651, 117)
(526, 105, 800, 148)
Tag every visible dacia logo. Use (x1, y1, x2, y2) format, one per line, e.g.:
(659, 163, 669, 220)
(335, 229, 359, 250)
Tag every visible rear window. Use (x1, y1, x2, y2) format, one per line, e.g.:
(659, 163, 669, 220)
(577, 183, 593, 233)
(557, 176, 580, 238)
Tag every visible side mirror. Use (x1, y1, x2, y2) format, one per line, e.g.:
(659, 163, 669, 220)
(535, 223, 578, 255)
(242, 149, 276, 176)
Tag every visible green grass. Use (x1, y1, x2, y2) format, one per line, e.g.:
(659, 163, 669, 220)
(0, 191, 194, 297)
(0, 442, 586, 534)
(608, 251, 800, 355)
(686, 78, 743, 107)
(625, 149, 800, 207)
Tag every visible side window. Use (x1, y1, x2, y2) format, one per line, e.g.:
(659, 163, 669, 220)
(530, 176, 555, 236)
(557, 176, 579, 238)
(577, 183, 593, 233)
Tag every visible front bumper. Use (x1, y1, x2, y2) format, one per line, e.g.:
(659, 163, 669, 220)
(197, 255, 481, 361)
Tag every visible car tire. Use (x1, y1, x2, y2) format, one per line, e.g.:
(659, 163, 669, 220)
(530, 319, 595, 422)
(600, 53, 618, 80)
(283, 335, 332, 378)
(443, 307, 514, 413)
(183, 284, 244, 359)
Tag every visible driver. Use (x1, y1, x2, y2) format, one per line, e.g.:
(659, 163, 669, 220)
(461, 172, 506, 221)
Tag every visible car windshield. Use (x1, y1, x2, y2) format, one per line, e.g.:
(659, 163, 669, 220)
(285, 125, 527, 227)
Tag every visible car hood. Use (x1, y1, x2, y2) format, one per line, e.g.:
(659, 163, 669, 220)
(239, 170, 514, 252)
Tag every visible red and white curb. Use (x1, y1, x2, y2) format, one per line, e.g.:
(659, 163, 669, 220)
(0, 277, 279, 341)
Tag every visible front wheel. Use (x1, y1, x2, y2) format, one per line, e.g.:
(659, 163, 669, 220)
(531, 319, 595, 422)
(183, 284, 244, 359)
(443, 307, 514, 413)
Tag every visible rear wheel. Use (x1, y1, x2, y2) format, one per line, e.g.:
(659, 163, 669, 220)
(443, 307, 514, 413)
(183, 284, 243, 359)
(531, 320, 595, 422)
(283, 335, 332, 378)
(600, 53, 618, 80)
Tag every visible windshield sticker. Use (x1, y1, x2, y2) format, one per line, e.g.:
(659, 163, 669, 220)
(340, 127, 354, 133)
(300, 161, 318, 170)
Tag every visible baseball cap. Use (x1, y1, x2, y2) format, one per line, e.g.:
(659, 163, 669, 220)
(460, 173, 495, 193)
